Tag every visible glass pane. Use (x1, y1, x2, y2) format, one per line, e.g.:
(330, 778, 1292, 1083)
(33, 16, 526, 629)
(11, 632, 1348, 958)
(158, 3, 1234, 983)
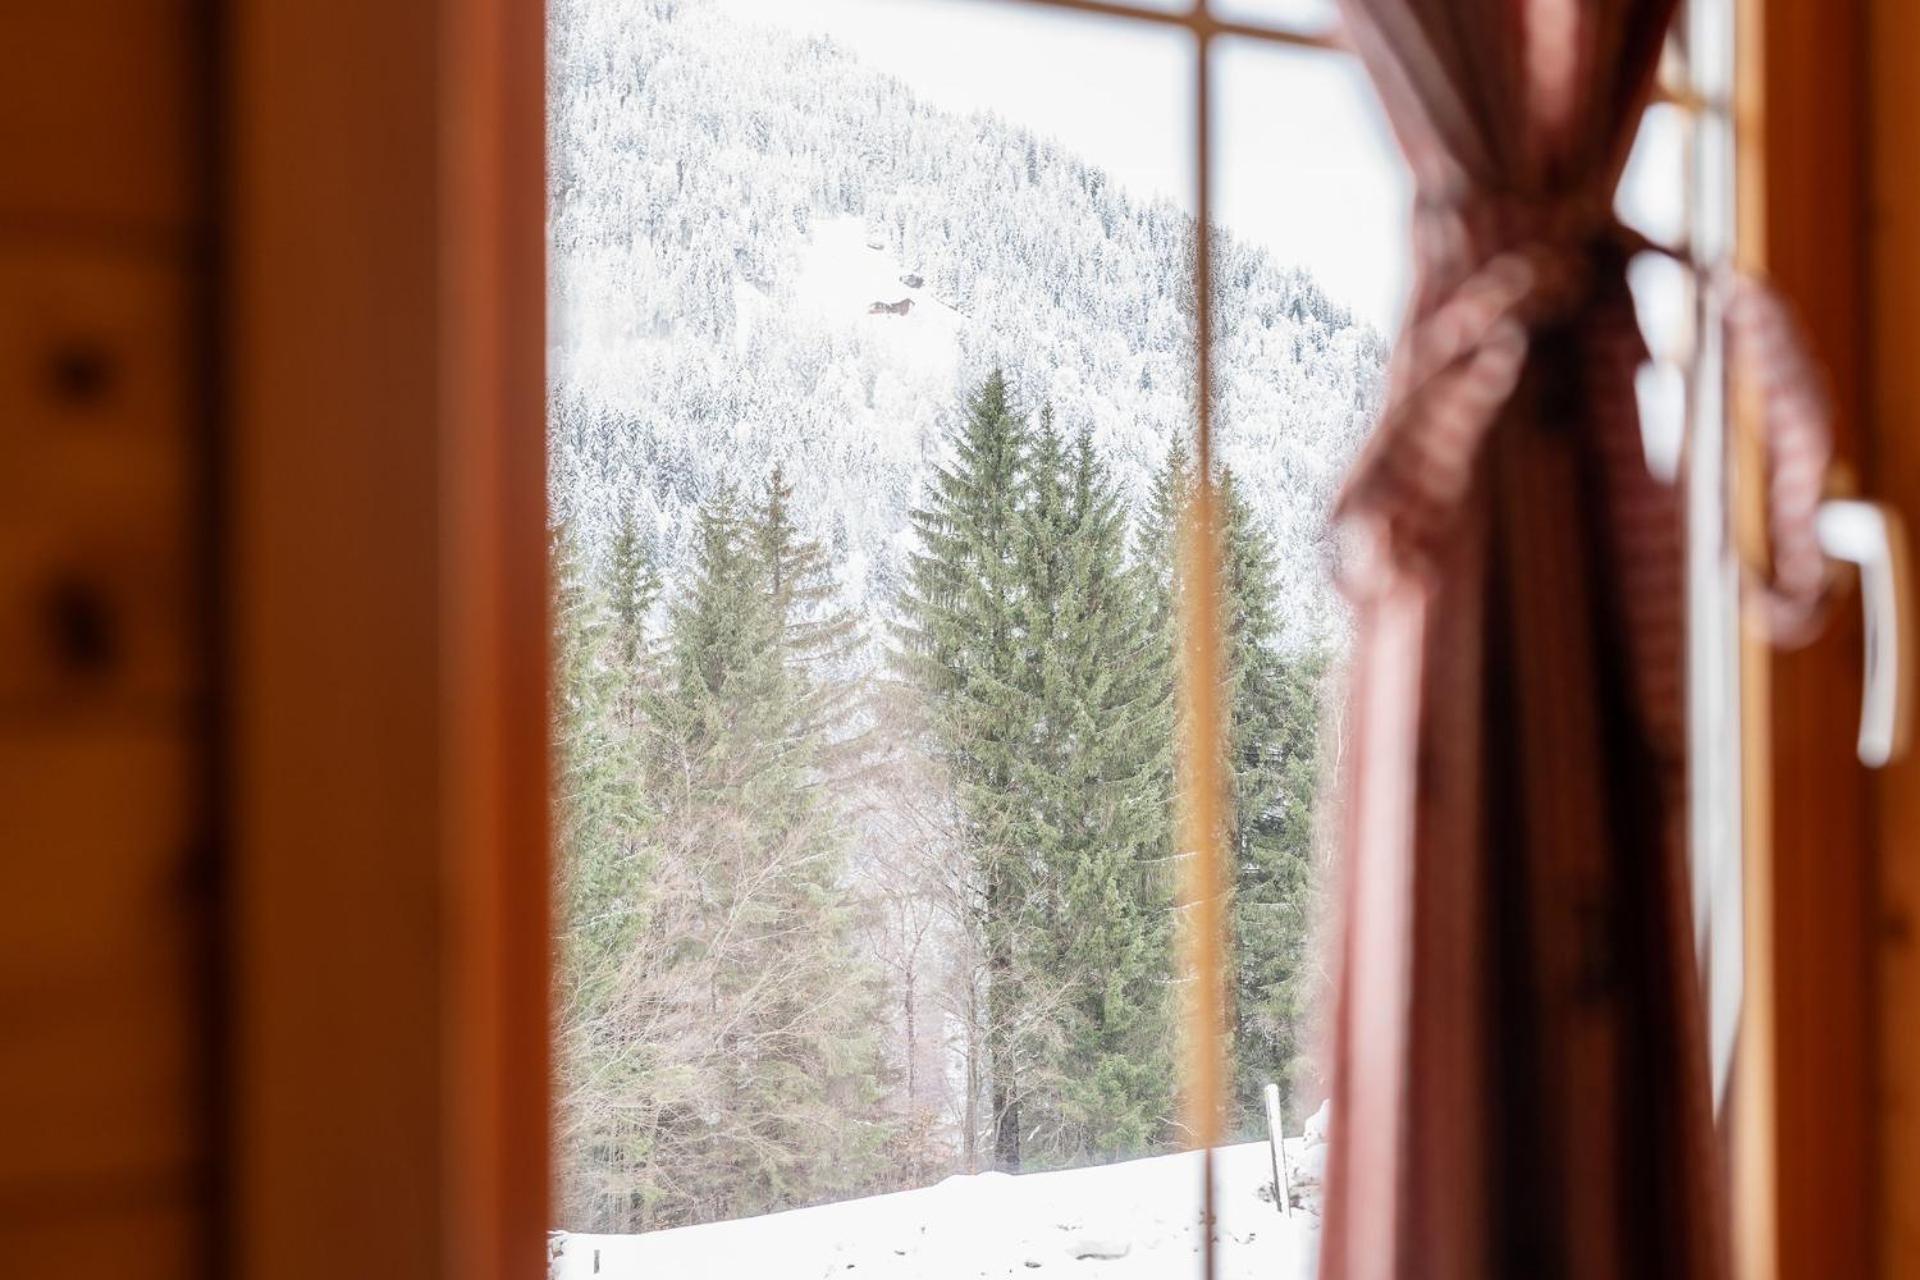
(1623, 2, 1742, 1114)
(1214, 37, 1411, 338)
(1214, 0, 1341, 35)
(1618, 101, 1688, 254)
(1209, 38, 1402, 1274)
(1619, 102, 1692, 482)
(551, 0, 1219, 1267)
(550, 2, 1395, 1276)
(1676, 0, 1744, 1110)
(1212, 32, 1407, 661)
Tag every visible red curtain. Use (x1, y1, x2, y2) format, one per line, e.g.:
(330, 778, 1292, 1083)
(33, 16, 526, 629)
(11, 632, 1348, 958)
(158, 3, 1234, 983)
(1319, 2, 1724, 1276)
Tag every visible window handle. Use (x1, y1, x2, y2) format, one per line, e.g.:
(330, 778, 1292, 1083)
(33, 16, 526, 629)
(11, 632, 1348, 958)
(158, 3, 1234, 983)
(1816, 499, 1915, 766)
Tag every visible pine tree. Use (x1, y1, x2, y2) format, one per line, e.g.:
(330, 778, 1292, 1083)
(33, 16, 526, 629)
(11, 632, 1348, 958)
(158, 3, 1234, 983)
(552, 519, 658, 1231)
(606, 498, 661, 674)
(1137, 444, 1325, 1133)
(636, 477, 890, 1223)
(895, 369, 1035, 1170)
(1016, 413, 1173, 1162)
(1217, 468, 1324, 1127)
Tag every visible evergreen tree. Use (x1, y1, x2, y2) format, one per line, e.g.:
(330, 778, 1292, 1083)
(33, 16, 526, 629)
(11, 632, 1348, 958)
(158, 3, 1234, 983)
(1016, 413, 1173, 1161)
(639, 477, 890, 1222)
(606, 497, 662, 673)
(754, 463, 860, 743)
(895, 369, 1035, 1170)
(1218, 468, 1324, 1126)
(1137, 444, 1326, 1132)
(552, 519, 658, 1231)
(898, 376, 1183, 1169)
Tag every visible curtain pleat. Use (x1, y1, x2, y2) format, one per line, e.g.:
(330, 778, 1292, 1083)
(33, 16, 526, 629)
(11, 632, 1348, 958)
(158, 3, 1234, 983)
(1318, 2, 1728, 1276)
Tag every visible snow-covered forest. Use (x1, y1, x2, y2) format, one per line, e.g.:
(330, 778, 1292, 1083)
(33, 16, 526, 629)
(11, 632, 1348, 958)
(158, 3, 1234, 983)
(548, 0, 1388, 1240)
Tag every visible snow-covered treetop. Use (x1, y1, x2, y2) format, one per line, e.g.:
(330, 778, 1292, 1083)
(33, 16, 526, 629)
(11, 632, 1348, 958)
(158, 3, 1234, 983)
(549, 0, 1387, 654)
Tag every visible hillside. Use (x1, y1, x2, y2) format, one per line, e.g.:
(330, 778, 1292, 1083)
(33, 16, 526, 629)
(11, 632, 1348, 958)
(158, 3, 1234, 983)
(547, 0, 1386, 654)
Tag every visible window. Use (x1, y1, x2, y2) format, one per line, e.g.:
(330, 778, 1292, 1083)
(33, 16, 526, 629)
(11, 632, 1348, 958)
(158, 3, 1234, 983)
(546, 0, 1732, 1276)
(1615, 0, 1744, 1110)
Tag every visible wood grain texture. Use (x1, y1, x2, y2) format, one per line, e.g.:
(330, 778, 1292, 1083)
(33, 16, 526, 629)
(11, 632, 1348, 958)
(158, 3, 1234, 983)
(0, 1194, 204, 1278)
(0, 728, 206, 1196)
(0, 1, 214, 1275)
(227, 0, 549, 1276)
(228, 0, 449, 1268)
(0, 247, 196, 713)
(0, 1, 204, 234)
(1865, 0, 1920, 1272)
(1737, 2, 1873, 1278)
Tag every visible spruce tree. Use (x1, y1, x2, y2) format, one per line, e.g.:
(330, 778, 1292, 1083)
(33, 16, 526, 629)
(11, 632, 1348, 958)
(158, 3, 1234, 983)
(754, 463, 860, 743)
(1217, 467, 1323, 1126)
(1137, 444, 1325, 1133)
(1016, 414, 1173, 1161)
(552, 519, 658, 1230)
(639, 477, 889, 1222)
(606, 498, 661, 674)
(739, 467, 888, 1208)
(895, 369, 1035, 1170)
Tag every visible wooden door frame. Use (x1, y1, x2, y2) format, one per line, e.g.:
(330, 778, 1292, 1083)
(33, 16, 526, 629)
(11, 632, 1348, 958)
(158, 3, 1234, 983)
(1864, 1, 1920, 1273)
(224, 1, 549, 1277)
(1734, 1, 1877, 1277)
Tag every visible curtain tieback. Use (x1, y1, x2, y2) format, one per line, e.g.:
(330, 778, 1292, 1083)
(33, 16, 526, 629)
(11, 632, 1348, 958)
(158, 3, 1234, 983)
(1331, 195, 1837, 640)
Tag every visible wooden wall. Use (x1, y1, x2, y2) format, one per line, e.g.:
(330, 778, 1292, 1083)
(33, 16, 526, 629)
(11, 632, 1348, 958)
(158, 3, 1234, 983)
(0, 2, 217, 1275)
(0, 3, 550, 1276)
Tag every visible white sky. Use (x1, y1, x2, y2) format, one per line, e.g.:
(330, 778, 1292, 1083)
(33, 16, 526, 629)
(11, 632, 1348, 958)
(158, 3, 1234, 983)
(711, 0, 1413, 330)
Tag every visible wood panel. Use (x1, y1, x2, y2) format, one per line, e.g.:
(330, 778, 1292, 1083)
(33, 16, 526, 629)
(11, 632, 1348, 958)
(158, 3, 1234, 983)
(0, 1, 214, 1275)
(0, 730, 204, 1193)
(1866, 1, 1920, 1272)
(0, 248, 197, 711)
(0, 2, 203, 233)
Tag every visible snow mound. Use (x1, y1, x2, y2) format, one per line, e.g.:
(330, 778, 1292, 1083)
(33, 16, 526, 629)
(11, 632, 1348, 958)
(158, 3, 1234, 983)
(553, 1140, 1319, 1279)
(792, 215, 964, 382)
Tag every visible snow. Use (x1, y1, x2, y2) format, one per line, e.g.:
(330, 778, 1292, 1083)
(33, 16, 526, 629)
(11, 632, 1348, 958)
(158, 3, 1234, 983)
(547, 0, 1387, 658)
(792, 215, 965, 388)
(552, 1138, 1323, 1280)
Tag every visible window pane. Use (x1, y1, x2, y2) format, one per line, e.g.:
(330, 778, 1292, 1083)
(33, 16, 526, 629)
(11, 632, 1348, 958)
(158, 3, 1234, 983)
(1619, 103, 1693, 480)
(1212, 33, 1405, 657)
(1619, 101, 1688, 253)
(550, 3, 1389, 1276)
(1622, 6, 1743, 1112)
(1209, 37, 1401, 1274)
(1214, 37, 1411, 338)
(1214, 0, 1341, 34)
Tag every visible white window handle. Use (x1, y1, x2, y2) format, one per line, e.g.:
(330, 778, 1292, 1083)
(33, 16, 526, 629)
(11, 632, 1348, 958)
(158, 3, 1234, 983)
(1815, 499, 1914, 766)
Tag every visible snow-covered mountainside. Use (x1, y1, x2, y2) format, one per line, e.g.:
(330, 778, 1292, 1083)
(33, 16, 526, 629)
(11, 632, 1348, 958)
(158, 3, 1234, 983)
(551, 1125, 1329, 1279)
(548, 0, 1387, 652)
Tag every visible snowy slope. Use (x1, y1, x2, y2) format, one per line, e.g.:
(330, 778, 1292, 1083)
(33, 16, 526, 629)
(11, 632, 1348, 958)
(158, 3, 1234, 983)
(547, 0, 1387, 654)
(552, 1137, 1324, 1280)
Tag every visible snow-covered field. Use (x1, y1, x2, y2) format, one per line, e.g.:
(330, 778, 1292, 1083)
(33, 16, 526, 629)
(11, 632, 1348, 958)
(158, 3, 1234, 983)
(552, 1122, 1327, 1280)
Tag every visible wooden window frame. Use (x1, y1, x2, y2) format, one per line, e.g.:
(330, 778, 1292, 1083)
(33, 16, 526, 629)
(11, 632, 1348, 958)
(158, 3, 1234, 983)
(1867, 5, 1920, 1273)
(220, 0, 1905, 1277)
(1745, 0, 1920, 1277)
(226, 1, 547, 1277)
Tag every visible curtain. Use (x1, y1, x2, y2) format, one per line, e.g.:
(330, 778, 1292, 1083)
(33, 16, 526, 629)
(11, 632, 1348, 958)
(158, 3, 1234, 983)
(1316, 2, 1829, 1277)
